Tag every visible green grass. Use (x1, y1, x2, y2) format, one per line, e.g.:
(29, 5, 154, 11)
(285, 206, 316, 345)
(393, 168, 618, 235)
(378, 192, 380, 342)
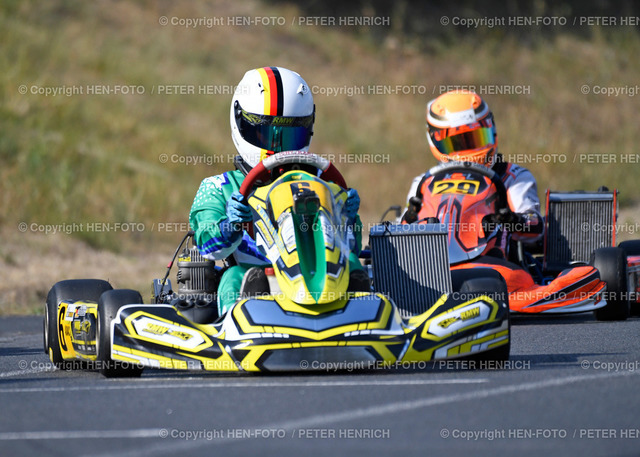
(1, 0, 640, 247)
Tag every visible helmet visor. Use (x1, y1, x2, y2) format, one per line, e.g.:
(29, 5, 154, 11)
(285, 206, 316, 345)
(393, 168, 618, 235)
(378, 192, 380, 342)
(238, 108, 313, 153)
(429, 117, 495, 155)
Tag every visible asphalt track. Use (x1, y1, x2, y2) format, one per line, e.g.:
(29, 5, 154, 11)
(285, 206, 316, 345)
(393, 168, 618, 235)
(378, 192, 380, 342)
(1, 313, 639, 457)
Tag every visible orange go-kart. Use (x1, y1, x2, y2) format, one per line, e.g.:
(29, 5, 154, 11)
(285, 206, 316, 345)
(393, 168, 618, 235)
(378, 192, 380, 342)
(398, 161, 640, 320)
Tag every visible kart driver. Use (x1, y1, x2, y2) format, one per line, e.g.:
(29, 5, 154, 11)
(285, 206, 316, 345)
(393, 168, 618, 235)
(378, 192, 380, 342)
(401, 89, 543, 257)
(189, 66, 363, 316)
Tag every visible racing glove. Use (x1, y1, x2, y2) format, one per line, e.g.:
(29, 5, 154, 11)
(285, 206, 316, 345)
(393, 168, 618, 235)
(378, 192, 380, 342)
(344, 188, 360, 225)
(483, 208, 542, 235)
(220, 191, 252, 242)
(486, 208, 524, 225)
(401, 196, 423, 224)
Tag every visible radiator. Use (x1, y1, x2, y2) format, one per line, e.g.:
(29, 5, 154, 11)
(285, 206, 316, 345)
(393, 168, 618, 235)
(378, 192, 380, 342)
(544, 191, 616, 271)
(369, 223, 452, 318)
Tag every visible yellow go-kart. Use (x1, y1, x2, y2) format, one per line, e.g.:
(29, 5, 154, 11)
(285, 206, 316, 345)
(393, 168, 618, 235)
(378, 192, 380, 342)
(44, 152, 509, 377)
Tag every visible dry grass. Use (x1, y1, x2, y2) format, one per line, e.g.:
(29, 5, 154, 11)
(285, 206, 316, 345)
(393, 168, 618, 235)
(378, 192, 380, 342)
(0, 228, 170, 315)
(1, 1, 640, 314)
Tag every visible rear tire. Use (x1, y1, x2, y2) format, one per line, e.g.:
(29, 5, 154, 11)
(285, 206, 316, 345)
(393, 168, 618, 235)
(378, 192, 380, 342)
(592, 247, 629, 321)
(618, 240, 640, 316)
(618, 240, 640, 256)
(97, 289, 144, 378)
(451, 268, 508, 305)
(451, 269, 510, 362)
(44, 279, 112, 369)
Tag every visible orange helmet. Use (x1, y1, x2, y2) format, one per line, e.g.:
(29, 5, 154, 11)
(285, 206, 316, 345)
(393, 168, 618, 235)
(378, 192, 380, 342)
(426, 90, 497, 166)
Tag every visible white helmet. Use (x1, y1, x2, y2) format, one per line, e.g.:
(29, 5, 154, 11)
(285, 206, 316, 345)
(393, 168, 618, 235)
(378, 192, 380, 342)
(230, 66, 315, 170)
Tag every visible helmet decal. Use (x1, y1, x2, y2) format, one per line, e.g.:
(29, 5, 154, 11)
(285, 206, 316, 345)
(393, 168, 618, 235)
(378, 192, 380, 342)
(257, 66, 284, 116)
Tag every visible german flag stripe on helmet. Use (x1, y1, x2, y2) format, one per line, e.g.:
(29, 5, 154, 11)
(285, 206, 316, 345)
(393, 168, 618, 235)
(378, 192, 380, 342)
(257, 67, 284, 116)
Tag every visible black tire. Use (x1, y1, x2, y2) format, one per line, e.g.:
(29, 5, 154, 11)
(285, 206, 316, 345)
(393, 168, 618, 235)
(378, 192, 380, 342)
(451, 268, 508, 305)
(450, 269, 510, 362)
(618, 240, 640, 316)
(97, 289, 144, 378)
(44, 279, 112, 369)
(618, 240, 640, 256)
(591, 247, 629, 321)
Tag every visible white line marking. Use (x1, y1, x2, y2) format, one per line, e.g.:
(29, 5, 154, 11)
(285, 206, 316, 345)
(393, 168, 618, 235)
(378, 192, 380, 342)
(0, 367, 55, 378)
(0, 333, 41, 344)
(0, 377, 487, 394)
(0, 429, 161, 441)
(83, 368, 639, 457)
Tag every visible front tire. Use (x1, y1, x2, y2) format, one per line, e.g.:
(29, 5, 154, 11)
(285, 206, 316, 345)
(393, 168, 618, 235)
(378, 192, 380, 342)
(451, 268, 510, 362)
(592, 247, 629, 321)
(44, 279, 112, 369)
(97, 289, 144, 378)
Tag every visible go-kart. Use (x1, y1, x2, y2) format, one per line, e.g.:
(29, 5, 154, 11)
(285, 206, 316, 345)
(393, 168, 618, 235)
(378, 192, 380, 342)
(395, 161, 639, 320)
(44, 152, 510, 377)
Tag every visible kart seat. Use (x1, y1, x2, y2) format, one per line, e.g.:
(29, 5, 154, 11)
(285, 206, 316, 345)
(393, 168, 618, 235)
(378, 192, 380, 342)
(347, 269, 372, 293)
(239, 267, 271, 298)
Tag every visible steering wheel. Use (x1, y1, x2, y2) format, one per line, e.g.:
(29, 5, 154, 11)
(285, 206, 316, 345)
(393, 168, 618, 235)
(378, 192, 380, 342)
(239, 151, 347, 198)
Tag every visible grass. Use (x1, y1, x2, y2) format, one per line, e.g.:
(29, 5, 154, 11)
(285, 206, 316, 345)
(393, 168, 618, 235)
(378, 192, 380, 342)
(1, 0, 640, 314)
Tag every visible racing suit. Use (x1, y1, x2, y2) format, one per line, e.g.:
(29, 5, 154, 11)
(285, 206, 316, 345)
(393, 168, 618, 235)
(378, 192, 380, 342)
(402, 156, 543, 256)
(190, 169, 364, 316)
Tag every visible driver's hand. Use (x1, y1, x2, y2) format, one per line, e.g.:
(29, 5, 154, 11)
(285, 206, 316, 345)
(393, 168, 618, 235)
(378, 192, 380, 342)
(482, 208, 524, 232)
(224, 191, 252, 235)
(492, 208, 522, 224)
(345, 188, 360, 223)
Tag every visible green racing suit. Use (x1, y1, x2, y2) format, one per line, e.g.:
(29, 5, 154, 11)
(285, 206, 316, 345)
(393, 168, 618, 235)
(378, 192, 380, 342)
(189, 169, 364, 316)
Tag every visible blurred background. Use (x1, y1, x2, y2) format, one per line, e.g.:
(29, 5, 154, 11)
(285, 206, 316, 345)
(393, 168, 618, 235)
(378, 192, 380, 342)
(1, 0, 639, 313)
